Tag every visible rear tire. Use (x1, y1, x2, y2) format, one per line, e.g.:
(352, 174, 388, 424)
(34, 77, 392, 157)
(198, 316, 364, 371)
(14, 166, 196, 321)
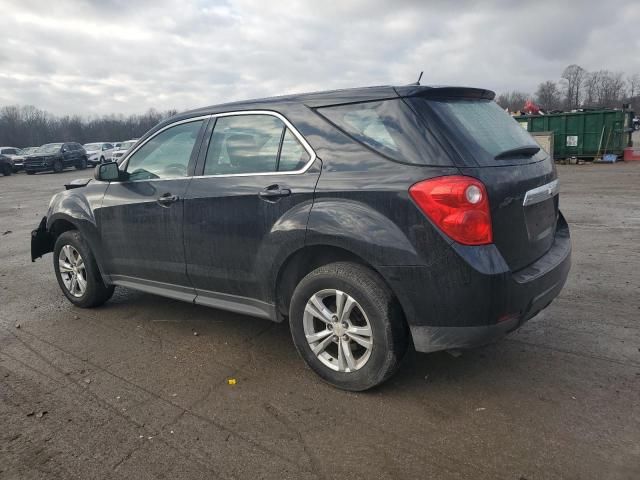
(53, 159, 63, 173)
(289, 262, 407, 391)
(53, 231, 115, 308)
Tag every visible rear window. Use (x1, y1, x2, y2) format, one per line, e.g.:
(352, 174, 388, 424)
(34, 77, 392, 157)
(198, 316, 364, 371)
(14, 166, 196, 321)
(419, 98, 542, 164)
(317, 99, 450, 166)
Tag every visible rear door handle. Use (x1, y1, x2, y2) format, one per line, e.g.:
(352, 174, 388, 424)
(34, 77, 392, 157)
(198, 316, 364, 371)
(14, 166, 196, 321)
(258, 185, 291, 202)
(157, 192, 179, 206)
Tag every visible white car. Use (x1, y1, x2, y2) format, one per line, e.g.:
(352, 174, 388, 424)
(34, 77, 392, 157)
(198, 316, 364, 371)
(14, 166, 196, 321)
(0, 146, 25, 172)
(111, 140, 138, 163)
(83, 142, 115, 166)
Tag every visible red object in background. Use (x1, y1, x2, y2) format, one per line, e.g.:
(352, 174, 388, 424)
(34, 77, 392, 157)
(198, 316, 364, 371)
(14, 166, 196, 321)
(623, 148, 640, 161)
(523, 99, 540, 115)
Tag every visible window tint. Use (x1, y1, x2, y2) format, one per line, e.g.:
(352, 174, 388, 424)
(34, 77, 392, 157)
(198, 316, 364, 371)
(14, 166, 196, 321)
(204, 115, 284, 175)
(278, 128, 310, 171)
(126, 120, 203, 181)
(317, 99, 438, 165)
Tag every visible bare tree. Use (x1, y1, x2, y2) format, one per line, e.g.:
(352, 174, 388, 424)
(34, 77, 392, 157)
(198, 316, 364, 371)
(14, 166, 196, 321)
(561, 64, 587, 110)
(0, 106, 177, 148)
(534, 81, 562, 111)
(496, 91, 530, 112)
(583, 70, 626, 109)
(627, 74, 640, 98)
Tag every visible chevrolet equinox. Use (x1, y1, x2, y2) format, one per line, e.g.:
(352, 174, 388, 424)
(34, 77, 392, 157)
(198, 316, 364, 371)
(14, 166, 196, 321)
(31, 85, 571, 390)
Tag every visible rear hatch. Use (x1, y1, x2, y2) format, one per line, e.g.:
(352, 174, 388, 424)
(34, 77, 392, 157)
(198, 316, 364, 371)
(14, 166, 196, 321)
(405, 90, 559, 271)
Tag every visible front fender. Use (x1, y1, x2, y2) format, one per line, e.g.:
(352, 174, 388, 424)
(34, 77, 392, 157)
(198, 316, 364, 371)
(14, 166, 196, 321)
(39, 184, 109, 276)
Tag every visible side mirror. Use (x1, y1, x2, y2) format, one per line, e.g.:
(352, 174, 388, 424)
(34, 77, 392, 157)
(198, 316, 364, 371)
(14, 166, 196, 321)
(95, 161, 120, 182)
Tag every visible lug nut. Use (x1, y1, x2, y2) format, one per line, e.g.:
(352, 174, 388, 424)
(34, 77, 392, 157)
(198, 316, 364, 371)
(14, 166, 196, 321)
(342, 334, 349, 341)
(331, 316, 338, 323)
(327, 324, 333, 330)
(333, 335, 339, 342)
(341, 321, 348, 329)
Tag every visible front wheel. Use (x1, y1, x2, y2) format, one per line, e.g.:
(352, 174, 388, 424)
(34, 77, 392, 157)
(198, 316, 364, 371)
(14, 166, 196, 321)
(1, 164, 12, 176)
(289, 262, 407, 391)
(52, 159, 63, 173)
(53, 231, 115, 308)
(76, 157, 88, 170)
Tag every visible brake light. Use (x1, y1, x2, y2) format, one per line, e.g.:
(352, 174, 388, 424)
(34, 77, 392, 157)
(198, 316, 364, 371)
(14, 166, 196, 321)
(409, 176, 493, 245)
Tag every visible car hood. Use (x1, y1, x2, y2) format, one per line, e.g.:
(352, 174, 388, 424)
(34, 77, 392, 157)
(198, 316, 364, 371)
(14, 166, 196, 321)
(26, 153, 59, 159)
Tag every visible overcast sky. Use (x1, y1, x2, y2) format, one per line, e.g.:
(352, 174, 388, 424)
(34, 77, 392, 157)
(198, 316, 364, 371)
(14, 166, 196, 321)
(1, 0, 639, 116)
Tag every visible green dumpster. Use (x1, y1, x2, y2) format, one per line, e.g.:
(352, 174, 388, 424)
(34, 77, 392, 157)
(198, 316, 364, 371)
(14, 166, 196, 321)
(515, 109, 634, 159)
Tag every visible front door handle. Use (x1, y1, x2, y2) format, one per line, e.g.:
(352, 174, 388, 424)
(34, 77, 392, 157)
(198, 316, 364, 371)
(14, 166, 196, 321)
(157, 192, 179, 206)
(258, 185, 291, 202)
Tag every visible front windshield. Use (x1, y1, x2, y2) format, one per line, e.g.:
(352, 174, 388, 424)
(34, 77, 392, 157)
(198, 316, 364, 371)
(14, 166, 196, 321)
(39, 144, 63, 154)
(118, 141, 136, 151)
(20, 147, 35, 154)
(83, 143, 101, 151)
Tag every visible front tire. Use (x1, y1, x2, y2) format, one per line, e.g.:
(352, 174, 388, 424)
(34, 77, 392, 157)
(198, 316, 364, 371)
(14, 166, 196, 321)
(2, 164, 12, 176)
(289, 262, 407, 391)
(76, 157, 88, 170)
(52, 159, 63, 173)
(53, 231, 115, 308)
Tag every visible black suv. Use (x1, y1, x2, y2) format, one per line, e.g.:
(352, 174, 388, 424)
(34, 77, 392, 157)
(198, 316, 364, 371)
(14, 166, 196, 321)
(24, 142, 88, 174)
(31, 85, 571, 390)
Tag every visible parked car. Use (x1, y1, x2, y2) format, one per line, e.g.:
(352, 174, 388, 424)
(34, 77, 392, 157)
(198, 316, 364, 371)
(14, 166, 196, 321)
(111, 140, 137, 163)
(83, 143, 115, 166)
(31, 85, 571, 390)
(24, 142, 88, 174)
(0, 146, 25, 172)
(0, 153, 13, 176)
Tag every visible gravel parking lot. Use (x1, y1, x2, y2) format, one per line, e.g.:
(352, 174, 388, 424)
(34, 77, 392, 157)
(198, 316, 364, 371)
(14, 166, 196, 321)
(1, 163, 639, 479)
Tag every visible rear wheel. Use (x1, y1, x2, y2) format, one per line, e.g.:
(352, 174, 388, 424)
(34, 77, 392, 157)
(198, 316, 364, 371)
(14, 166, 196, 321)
(289, 262, 407, 391)
(53, 159, 63, 173)
(53, 231, 115, 308)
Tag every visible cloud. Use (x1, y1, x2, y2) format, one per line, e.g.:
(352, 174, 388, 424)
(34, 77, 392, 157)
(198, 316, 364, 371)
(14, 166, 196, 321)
(1, 0, 638, 115)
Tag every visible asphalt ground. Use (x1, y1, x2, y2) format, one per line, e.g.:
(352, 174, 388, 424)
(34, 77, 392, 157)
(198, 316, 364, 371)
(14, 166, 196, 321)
(1, 161, 639, 479)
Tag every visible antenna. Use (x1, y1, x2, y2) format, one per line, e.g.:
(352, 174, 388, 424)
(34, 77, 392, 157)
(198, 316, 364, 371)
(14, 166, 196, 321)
(416, 71, 423, 85)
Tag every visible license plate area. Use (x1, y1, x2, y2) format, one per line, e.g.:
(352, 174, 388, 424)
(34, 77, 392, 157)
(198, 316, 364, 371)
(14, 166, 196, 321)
(524, 196, 558, 241)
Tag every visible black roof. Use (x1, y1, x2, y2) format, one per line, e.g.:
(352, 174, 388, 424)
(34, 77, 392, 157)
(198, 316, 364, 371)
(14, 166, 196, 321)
(143, 85, 495, 141)
(184, 85, 495, 116)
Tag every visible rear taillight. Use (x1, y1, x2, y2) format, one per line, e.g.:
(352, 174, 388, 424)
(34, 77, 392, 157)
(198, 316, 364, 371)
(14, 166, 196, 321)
(409, 176, 493, 245)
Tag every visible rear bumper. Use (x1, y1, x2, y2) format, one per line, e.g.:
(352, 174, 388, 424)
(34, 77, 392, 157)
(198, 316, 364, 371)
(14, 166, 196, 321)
(382, 213, 571, 353)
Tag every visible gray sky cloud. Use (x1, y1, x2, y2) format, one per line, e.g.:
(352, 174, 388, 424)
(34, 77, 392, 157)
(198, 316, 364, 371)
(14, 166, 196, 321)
(1, 0, 638, 115)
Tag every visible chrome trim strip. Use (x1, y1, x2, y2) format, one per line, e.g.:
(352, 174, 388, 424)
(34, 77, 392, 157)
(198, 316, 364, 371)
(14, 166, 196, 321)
(119, 110, 317, 180)
(523, 179, 559, 207)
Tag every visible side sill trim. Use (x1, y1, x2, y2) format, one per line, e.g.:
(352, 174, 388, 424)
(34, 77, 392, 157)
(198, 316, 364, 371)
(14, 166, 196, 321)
(110, 275, 196, 303)
(108, 275, 278, 322)
(194, 289, 278, 322)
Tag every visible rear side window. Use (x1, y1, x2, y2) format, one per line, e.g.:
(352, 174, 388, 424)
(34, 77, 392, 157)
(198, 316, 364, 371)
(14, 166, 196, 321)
(203, 114, 311, 175)
(317, 99, 448, 166)
(418, 98, 542, 165)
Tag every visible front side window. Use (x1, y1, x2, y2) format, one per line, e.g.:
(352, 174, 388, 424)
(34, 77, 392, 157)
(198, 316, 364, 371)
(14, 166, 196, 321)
(203, 114, 311, 175)
(126, 120, 203, 181)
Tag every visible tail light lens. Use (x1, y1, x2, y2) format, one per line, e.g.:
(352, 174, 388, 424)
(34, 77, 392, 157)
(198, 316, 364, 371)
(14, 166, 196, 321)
(409, 176, 493, 245)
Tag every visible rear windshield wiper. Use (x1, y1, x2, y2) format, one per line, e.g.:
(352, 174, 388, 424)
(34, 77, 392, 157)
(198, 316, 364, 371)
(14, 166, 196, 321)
(495, 145, 540, 160)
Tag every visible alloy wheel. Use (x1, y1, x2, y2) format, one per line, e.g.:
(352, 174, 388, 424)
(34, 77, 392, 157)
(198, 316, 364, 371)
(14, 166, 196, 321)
(58, 245, 87, 297)
(303, 289, 373, 372)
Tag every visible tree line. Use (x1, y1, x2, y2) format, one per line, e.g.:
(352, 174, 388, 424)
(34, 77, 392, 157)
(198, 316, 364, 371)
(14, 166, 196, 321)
(497, 65, 640, 113)
(0, 106, 178, 149)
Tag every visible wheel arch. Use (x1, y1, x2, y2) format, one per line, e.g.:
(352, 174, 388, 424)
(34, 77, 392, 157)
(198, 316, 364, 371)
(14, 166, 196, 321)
(274, 244, 409, 334)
